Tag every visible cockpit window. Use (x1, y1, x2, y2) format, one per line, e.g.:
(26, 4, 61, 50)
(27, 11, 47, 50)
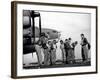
(52, 30, 57, 33)
(47, 32, 50, 34)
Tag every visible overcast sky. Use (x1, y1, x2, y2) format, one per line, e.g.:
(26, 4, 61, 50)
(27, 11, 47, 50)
(35, 10, 91, 40)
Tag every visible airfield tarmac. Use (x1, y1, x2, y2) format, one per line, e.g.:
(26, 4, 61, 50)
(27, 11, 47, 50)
(23, 60, 91, 69)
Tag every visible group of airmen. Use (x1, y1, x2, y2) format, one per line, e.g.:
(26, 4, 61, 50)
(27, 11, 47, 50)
(35, 33, 90, 67)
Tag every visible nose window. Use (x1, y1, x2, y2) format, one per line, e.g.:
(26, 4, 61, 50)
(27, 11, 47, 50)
(47, 32, 50, 34)
(52, 30, 57, 33)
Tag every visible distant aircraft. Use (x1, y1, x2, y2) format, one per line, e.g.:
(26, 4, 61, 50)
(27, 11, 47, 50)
(35, 27, 60, 41)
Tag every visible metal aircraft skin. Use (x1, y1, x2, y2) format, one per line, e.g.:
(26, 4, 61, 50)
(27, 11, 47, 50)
(23, 10, 60, 55)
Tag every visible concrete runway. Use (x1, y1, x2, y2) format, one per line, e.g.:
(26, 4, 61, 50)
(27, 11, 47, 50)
(23, 60, 91, 69)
